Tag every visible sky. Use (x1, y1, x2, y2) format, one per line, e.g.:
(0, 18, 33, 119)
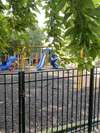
(36, 8, 45, 28)
(2, 0, 45, 28)
(1, 0, 6, 5)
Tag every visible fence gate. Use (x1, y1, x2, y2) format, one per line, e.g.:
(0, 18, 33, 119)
(0, 68, 100, 133)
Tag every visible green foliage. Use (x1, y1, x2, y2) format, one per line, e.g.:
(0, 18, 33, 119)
(0, 0, 40, 52)
(0, 0, 100, 69)
(6, 0, 37, 31)
(27, 26, 45, 45)
(45, 0, 100, 69)
(0, 13, 10, 51)
(7, 26, 45, 55)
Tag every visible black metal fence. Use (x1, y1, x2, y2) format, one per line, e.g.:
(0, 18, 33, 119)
(0, 68, 100, 133)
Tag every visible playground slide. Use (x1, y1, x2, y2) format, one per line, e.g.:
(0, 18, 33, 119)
(37, 48, 59, 70)
(0, 56, 17, 71)
(37, 54, 46, 70)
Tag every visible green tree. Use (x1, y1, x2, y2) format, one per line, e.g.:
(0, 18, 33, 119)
(0, 0, 40, 51)
(0, 0, 100, 69)
(45, 0, 100, 69)
(7, 26, 45, 55)
(28, 26, 45, 46)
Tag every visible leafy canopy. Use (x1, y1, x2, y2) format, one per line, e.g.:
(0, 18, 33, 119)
(0, 0, 40, 52)
(0, 0, 100, 69)
(45, 0, 100, 69)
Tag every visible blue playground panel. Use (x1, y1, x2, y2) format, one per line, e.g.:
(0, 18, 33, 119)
(0, 56, 17, 71)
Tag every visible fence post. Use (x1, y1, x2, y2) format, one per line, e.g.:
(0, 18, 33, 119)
(88, 68, 94, 133)
(19, 71, 25, 133)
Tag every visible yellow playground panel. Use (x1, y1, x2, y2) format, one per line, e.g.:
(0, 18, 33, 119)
(17, 46, 50, 69)
(30, 46, 50, 66)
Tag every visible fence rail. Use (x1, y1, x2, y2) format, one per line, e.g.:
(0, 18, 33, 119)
(0, 68, 100, 133)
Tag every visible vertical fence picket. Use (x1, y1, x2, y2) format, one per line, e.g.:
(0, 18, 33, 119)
(93, 68, 97, 130)
(80, 70, 83, 131)
(52, 71, 54, 133)
(61, 70, 64, 131)
(75, 69, 79, 132)
(71, 69, 74, 132)
(18, 71, 25, 133)
(28, 73, 31, 133)
(66, 71, 69, 132)
(88, 68, 94, 133)
(46, 72, 48, 133)
(84, 70, 88, 132)
(11, 74, 14, 133)
(41, 72, 43, 133)
(57, 71, 59, 132)
(35, 73, 37, 133)
(97, 75, 100, 128)
(4, 75, 7, 133)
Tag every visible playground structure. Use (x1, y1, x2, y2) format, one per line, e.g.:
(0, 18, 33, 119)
(14, 46, 50, 69)
(0, 46, 59, 71)
(0, 55, 17, 71)
(18, 46, 59, 70)
(0, 46, 81, 92)
(37, 48, 59, 70)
